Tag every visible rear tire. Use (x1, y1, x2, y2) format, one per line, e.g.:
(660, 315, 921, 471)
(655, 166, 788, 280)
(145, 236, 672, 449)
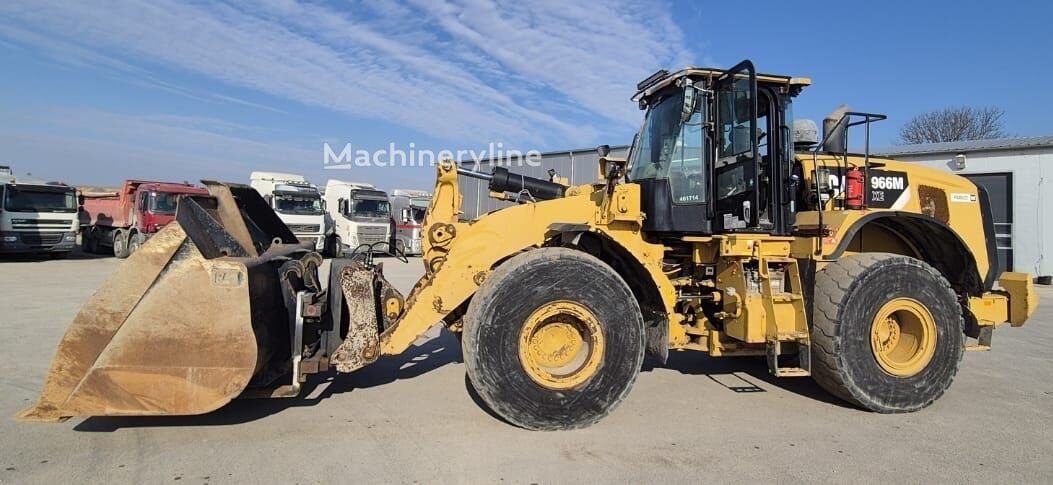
(462, 248, 645, 430)
(113, 230, 130, 259)
(810, 253, 964, 413)
(127, 232, 143, 255)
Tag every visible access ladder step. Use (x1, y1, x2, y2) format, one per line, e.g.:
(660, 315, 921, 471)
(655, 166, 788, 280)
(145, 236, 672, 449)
(766, 339, 811, 377)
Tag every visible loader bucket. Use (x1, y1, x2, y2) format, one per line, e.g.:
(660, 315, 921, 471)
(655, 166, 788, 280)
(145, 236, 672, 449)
(16, 182, 310, 422)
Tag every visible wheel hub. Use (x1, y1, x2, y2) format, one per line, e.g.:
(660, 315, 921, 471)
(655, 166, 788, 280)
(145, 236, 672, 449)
(870, 298, 938, 377)
(519, 301, 604, 390)
(527, 322, 584, 368)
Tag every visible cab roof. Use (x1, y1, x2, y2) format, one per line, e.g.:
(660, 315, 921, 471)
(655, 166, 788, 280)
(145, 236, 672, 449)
(633, 66, 811, 102)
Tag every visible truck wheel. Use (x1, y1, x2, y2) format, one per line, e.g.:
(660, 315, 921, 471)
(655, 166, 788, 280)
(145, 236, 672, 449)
(462, 248, 645, 430)
(810, 253, 964, 413)
(127, 232, 142, 255)
(81, 229, 96, 254)
(330, 236, 343, 258)
(112, 230, 131, 259)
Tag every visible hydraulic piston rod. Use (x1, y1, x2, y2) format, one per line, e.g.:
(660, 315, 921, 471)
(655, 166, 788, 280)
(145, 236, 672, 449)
(457, 166, 565, 201)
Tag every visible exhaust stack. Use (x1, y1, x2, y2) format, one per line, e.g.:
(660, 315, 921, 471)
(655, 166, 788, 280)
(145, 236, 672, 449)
(822, 104, 850, 153)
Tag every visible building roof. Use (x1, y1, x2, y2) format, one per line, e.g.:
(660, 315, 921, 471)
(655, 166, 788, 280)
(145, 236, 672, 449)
(876, 135, 1053, 156)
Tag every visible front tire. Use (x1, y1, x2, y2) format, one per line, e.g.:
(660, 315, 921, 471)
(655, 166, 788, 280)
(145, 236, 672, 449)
(81, 228, 97, 254)
(462, 248, 645, 430)
(810, 253, 964, 413)
(330, 236, 343, 258)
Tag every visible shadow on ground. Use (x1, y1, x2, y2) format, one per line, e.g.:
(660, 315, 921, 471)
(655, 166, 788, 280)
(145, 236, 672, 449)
(0, 248, 110, 262)
(73, 330, 464, 432)
(74, 331, 854, 431)
(644, 352, 853, 409)
(63, 248, 113, 260)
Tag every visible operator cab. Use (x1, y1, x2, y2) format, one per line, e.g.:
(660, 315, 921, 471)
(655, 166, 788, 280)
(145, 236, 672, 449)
(628, 60, 809, 236)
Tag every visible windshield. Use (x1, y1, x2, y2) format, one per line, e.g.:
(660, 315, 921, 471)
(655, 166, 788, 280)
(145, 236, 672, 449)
(149, 192, 183, 215)
(274, 193, 324, 215)
(409, 206, 426, 223)
(3, 186, 76, 212)
(353, 198, 390, 220)
(628, 88, 707, 204)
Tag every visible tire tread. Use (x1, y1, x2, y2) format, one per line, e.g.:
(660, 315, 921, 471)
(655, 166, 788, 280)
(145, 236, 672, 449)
(810, 252, 964, 412)
(462, 247, 645, 430)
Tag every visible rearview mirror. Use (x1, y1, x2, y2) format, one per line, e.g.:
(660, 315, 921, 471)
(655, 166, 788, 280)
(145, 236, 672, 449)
(682, 85, 697, 122)
(401, 207, 412, 223)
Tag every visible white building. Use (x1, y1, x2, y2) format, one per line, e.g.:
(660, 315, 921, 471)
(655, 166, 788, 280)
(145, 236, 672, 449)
(878, 136, 1052, 284)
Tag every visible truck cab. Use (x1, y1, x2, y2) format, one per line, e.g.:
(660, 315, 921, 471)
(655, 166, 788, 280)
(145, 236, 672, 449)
(249, 172, 329, 253)
(0, 167, 78, 256)
(80, 180, 207, 257)
(323, 180, 392, 256)
(390, 189, 432, 256)
(130, 182, 208, 238)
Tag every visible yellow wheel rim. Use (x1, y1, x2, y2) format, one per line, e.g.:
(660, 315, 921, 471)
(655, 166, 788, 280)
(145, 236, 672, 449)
(519, 301, 605, 390)
(870, 298, 938, 377)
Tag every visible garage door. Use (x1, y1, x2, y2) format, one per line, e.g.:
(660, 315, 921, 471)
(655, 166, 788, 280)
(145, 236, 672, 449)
(963, 173, 1013, 272)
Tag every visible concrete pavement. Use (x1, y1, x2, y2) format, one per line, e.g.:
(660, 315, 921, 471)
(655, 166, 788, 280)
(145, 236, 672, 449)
(2, 252, 1050, 484)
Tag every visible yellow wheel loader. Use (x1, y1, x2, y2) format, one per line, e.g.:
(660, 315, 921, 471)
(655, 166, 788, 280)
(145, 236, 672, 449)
(18, 60, 1038, 430)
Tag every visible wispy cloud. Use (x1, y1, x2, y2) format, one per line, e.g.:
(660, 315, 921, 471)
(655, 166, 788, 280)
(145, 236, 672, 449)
(0, 0, 691, 148)
(0, 107, 317, 181)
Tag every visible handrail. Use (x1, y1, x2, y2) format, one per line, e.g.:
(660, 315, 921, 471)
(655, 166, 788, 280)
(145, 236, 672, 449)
(807, 111, 887, 245)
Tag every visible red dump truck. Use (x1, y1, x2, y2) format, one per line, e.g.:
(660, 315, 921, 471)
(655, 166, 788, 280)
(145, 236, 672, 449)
(79, 180, 208, 258)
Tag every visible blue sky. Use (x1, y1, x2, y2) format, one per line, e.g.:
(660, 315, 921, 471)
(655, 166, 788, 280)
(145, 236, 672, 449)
(1, 0, 1050, 190)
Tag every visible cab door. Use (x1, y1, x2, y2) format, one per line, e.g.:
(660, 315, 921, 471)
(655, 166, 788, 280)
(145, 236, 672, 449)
(713, 60, 760, 231)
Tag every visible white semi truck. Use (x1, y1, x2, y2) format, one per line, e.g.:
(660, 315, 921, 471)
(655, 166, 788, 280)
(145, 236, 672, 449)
(249, 172, 329, 253)
(0, 166, 79, 256)
(323, 180, 392, 256)
(389, 189, 432, 256)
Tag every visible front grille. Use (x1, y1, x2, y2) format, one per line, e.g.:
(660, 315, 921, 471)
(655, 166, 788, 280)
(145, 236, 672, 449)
(357, 225, 387, 235)
(287, 224, 320, 234)
(22, 233, 63, 246)
(358, 232, 388, 245)
(12, 219, 74, 229)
